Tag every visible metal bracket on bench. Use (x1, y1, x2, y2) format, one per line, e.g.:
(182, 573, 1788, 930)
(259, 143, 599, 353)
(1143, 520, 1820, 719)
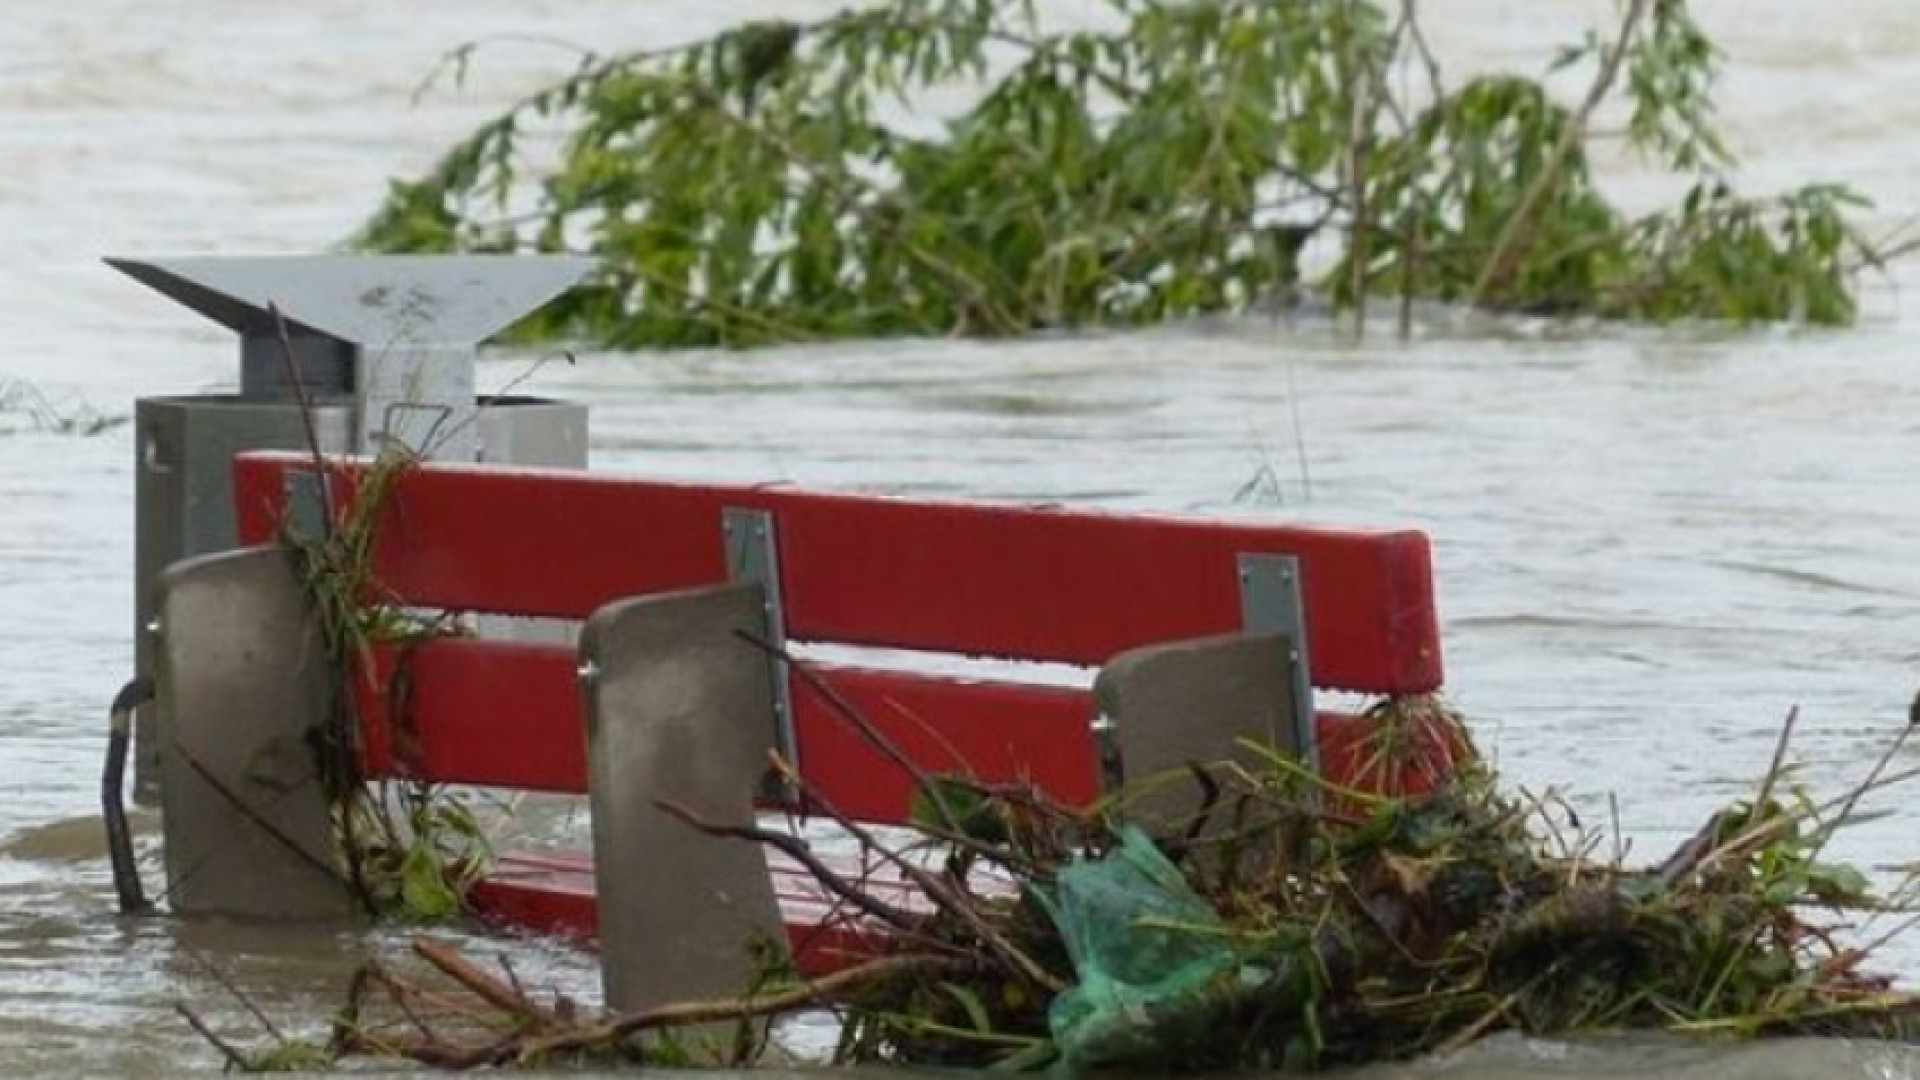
(723, 508, 798, 799)
(1238, 553, 1319, 773)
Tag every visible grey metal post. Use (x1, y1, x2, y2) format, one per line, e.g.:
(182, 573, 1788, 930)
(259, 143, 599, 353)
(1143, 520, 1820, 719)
(152, 546, 355, 921)
(1090, 553, 1320, 808)
(1093, 631, 1300, 837)
(580, 585, 790, 1022)
(111, 254, 597, 800)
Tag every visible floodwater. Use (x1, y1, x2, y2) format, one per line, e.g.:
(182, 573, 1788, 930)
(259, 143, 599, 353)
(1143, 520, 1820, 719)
(7, 0, 1920, 1076)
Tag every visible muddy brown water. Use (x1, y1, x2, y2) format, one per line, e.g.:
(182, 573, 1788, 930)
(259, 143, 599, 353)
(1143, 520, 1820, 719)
(8, 0, 1920, 1075)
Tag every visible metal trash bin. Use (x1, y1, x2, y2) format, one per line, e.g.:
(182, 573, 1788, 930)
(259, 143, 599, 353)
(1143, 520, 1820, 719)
(111, 255, 596, 800)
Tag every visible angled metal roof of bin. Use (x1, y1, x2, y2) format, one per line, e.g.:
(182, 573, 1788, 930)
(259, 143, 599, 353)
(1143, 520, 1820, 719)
(104, 254, 597, 346)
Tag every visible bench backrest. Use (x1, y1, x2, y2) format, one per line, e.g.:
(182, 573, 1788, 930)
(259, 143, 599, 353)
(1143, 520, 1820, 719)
(232, 451, 1443, 820)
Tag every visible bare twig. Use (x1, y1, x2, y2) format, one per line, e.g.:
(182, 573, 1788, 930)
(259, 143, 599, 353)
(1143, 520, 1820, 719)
(1398, 0, 1444, 105)
(769, 755, 1068, 994)
(734, 633, 1082, 880)
(1750, 705, 1800, 820)
(1345, 0, 1373, 340)
(734, 631, 972, 841)
(362, 951, 975, 1068)
(268, 303, 336, 526)
(412, 939, 558, 1030)
(1179, 761, 1224, 855)
(1686, 734, 1920, 887)
(329, 965, 387, 1055)
(411, 33, 600, 103)
(517, 953, 976, 1060)
(1803, 711, 1915, 869)
(176, 1002, 254, 1072)
(180, 944, 286, 1045)
(374, 966, 514, 1030)
(653, 796, 924, 931)
(376, 967, 439, 1042)
(1470, 0, 1652, 305)
(174, 750, 342, 883)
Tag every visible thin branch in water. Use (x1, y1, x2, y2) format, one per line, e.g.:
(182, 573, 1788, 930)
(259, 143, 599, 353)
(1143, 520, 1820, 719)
(180, 944, 285, 1043)
(733, 631, 968, 840)
(1750, 705, 1800, 819)
(269, 303, 336, 528)
(176, 1002, 253, 1072)
(412, 938, 558, 1031)
(756, 752, 1068, 995)
(411, 34, 602, 103)
(518, 953, 977, 1060)
(367, 964, 437, 1043)
(1803, 707, 1916, 869)
(171, 749, 344, 889)
(1470, 0, 1652, 305)
(653, 795, 924, 932)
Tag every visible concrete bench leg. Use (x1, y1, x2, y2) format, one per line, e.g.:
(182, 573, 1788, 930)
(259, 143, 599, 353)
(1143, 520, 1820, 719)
(582, 583, 789, 1017)
(154, 545, 353, 921)
(1093, 631, 1301, 835)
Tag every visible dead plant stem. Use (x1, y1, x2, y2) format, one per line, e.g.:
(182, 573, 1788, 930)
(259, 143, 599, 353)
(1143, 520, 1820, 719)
(653, 796, 923, 931)
(513, 953, 976, 1062)
(175, 1002, 253, 1072)
(1470, 0, 1651, 304)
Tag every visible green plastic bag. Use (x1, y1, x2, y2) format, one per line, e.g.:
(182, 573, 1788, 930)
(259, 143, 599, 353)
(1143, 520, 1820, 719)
(1035, 826, 1265, 1071)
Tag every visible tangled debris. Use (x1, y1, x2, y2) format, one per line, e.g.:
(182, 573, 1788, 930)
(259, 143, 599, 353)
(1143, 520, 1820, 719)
(186, 695, 1920, 1074)
(810, 707, 1920, 1073)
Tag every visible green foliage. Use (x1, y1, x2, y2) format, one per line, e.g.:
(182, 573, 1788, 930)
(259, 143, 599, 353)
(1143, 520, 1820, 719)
(286, 448, 496, 923)
(360, 0, 1887, 345)
(234, 1039, 335, 1074)
(349, 780, 494, 922)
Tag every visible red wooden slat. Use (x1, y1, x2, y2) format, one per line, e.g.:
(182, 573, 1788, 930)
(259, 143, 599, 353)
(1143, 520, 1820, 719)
(467, 708, 1453, 960)
(350, 637, 1097, 815)
(469, 853, 914, 977)
(352, 640, 1442, 819)
(469, 858, 597, 944)
(233, 453, 1442, 694)
(353, 640, 585, 793)
(791, 667, 1099, 821)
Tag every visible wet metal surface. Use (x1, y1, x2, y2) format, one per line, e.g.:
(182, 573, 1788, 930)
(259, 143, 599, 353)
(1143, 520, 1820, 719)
(155, 546, 349, 921)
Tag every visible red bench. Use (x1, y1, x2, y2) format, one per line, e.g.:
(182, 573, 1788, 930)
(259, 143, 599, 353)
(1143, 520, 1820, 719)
(203, 449, 1447, 1009)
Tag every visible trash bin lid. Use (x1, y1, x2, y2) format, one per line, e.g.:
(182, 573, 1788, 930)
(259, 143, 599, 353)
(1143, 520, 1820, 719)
(105, 255, 597, 347)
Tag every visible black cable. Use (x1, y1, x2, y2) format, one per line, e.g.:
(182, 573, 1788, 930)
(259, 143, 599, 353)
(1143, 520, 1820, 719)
(105, 676, 155, 915)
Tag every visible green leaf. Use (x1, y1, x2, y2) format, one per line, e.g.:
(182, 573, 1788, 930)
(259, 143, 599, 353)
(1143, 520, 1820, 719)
(1805, 862, 1872, 904)
(399, 842, 462, 919)
(941, 982, 995, 1034)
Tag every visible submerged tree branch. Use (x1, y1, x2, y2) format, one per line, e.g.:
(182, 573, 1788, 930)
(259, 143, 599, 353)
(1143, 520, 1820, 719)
(1469, 0, 1651, 305)
(364, 2, 1892, 344)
